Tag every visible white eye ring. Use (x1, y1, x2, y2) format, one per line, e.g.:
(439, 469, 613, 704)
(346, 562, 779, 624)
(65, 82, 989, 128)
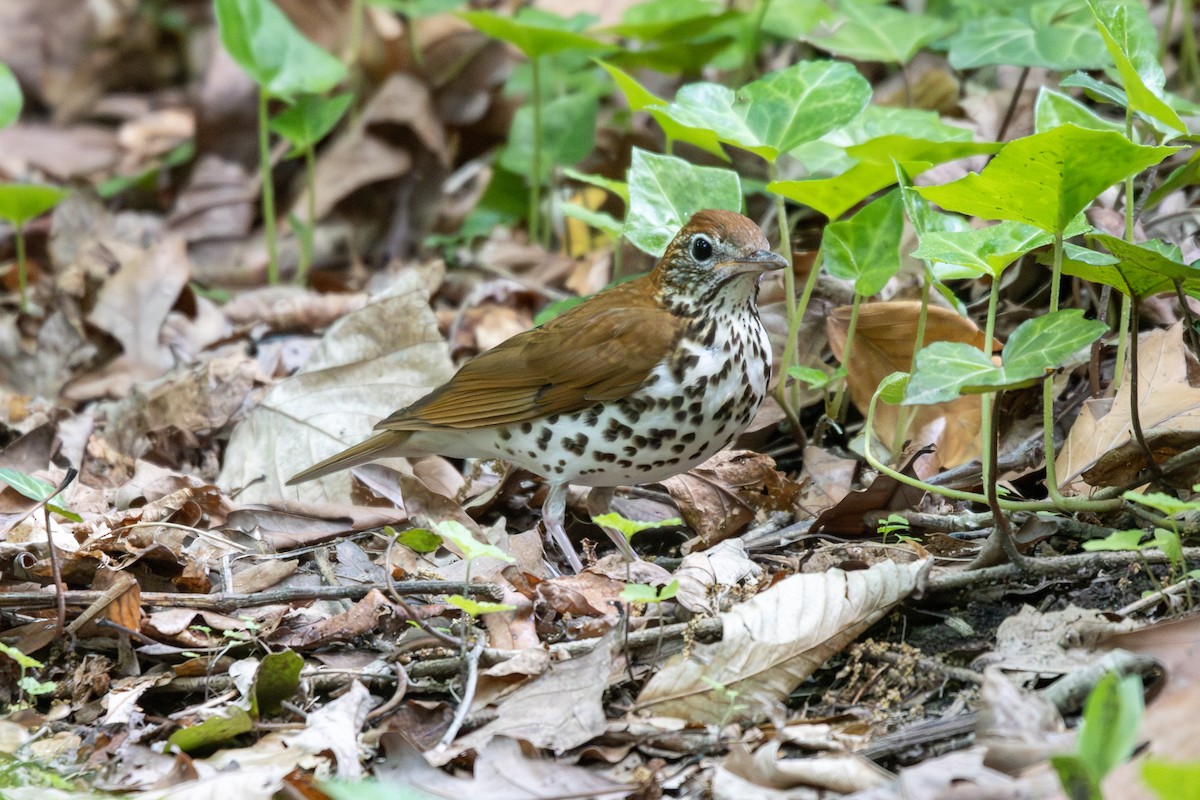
(690, 233, 714, 262)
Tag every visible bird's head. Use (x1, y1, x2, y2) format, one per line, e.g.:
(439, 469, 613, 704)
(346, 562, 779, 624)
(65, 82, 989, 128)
(652, 210, 787, 309)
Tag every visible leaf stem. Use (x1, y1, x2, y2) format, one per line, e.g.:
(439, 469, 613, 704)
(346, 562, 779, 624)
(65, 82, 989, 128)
(258, 88, 279, 284)
(529, 57, 543, 247)
(14, 222, 26, 311)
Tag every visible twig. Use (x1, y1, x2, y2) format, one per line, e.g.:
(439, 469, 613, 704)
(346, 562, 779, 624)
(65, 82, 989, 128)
(996, 66, 1030, 141)
(0, 581, 503, 611)
(384, 535, 464, 649)
(1126, 298, 1167, 484)
(923, 547, 1200, 594)
(365, 661, 410, 722)
(434, 638, 484, 752)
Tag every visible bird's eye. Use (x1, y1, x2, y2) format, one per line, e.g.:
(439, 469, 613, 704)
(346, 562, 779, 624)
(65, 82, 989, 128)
(690, 234, 714, 262)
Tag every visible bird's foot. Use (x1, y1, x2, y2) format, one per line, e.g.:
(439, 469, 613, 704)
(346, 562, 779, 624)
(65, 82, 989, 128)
(542, 483, 583, 573)
(587, 486, 639, 563)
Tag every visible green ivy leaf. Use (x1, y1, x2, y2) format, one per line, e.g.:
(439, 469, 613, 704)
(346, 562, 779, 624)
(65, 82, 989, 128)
(822, 189, 904, 295)
(0, 641, 44, 670)
(803, 0, 956, 64)
(904, 310, 1107, 403)
(599, 61, 727, 160)
(773, 135, 1000, 220)
(1084, 0, 1185, 135)
(913, 216, 1089, 279)
(624, 148, 742, 256)
(656, 60, 871, 161)
(917, 124, 1178, 234)
(1034, 88, 1124, 133)
(1061, 235, 1200, 298)
(269, 92, 354, 154)
(214, 0, 347, 99)
(945, 0, 1109, 70)
(0, 63, 22, 129)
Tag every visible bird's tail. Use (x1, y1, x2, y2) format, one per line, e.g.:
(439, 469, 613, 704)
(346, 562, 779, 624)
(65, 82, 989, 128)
(286, 430, 414, 485)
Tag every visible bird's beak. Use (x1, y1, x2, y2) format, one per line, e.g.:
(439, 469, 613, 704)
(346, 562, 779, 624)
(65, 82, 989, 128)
(720, 249, 788, 276)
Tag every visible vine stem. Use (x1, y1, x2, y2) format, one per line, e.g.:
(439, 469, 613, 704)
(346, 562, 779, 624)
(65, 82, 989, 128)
(258, 88, 279, 284)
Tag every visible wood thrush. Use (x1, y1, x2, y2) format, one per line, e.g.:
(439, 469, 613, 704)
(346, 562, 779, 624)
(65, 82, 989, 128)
(288, 209, 786, 571)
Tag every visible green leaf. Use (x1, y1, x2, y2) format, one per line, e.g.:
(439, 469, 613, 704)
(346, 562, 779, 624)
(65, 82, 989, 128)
(0, 63, 22, 129)
(1142, 760, 1200, 800)
(591, 512, 682, 543)
(1151, 528, 1184, 572)
(1122, 490, 1200, 516)
(1075, 672, 1144, 782)
(0, 467, 81, 522)
(1081, 528, 1145, 551)
(913, 221, 1060, 279)
(822, 189, 904, 295)
(904, 310, 1106, 403)
(945, 0, 1109, 70)
(1061, 235, 1200, 298)
(786, 365, 842, 389)
(599, 61, 727, 160)
(168, 706, 255, 752)
(0, 641, 44, 670)
(18, 676, 56, 696)
(1035, 87, 1124, 133)
(252, 649, 303, 717)
(916, 124, 1178, 234)
(803, 0, 956, 64)
(0, 184, 66, 226)
(562, 166, 628, 202)
(432, 520, 515, 564)
(878, 372, 910, 405)
(607, 0, 735, 41)
(774, 135, 1001, 220)
(624, 148, 742, 256)
(393, 527, 442, 553)
(459, 8, 610, 59)
(269, 92, 354, 153)
(1084, 0, 1186, 135)
(656, 60, 871, 161)
(446, 594, 516, 617)
(214, 0, 347, 99)
(619, 579, 679, 604)
(1051, 753, 1100, 800)
(498, 92, 597, 182)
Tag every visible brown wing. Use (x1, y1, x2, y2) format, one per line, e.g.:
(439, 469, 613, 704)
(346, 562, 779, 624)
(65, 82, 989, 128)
(376, 277, 683, 431)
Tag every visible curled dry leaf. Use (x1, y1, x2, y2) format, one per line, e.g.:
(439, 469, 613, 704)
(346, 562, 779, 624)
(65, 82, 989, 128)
(828, 300, 998, 472)
(660, 450, 801, 551)
(722, 740, 891, 794)
(1058, 323, 1200, 491)
(222, 286, 368, 332)
(219, 264, 454, 504)
(635, 553, 931, 724)
(674, 539, 762, 616)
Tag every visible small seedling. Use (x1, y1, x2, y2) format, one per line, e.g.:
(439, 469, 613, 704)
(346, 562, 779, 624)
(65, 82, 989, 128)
(0, 184, 66, 310)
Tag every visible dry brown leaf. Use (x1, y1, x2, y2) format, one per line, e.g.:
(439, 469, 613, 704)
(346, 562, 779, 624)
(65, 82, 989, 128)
(635, 554, 930, 724)
(795, 445, 858, 516)
(428, 636, 614, 765)
(828, 300, 997, 472)
(219, 264, 454, 504)
(166, 155, 257, 243)
(222, 286, 369, 331)
(722, 741, 891, 794)
(661, 450, 800, 551)
(673, 539, 762, 616)
(1058, 323, 1200, 491)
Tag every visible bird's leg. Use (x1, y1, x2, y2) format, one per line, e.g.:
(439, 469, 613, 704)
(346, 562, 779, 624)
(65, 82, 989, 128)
(542, 482, 583, 573)
(587, 486, 638, 562)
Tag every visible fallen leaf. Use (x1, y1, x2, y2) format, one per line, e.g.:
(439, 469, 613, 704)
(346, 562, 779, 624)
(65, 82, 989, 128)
(828, 300, 997, 472)
(635, 554, 930, 724)
(1058, 323, 1200, 491)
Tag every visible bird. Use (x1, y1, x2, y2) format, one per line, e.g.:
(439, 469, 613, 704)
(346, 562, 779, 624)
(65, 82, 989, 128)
(288, 209, 786, 572)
